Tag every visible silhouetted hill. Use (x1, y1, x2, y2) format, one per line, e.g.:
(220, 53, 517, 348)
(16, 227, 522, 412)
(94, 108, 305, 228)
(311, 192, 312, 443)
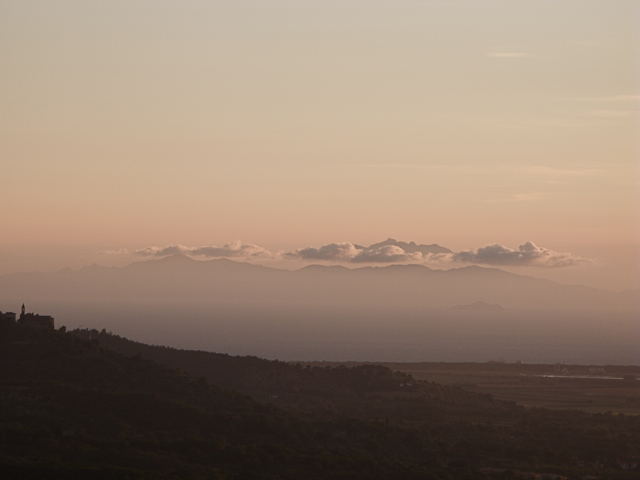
(0, 323, 467, 479)
(0, 323, 320, 478)
(70, 328, 421, 403)
(2, 323, 639, 479)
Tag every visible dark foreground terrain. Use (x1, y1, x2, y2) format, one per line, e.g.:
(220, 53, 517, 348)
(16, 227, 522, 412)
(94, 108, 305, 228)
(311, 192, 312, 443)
(1, 325, 639, 479)
(303, 362, 640, 415)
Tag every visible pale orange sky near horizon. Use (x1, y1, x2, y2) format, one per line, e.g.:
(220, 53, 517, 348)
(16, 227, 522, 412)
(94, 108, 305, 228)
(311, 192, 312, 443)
(1, 1, 639, 290)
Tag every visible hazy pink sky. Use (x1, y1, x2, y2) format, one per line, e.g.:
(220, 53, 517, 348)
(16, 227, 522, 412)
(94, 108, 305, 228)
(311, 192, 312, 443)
(1, 1, 638, 290)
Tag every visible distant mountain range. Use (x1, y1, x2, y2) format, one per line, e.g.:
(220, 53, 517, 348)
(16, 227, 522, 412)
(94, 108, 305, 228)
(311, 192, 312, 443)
(364, 238, 452, 255)
(0, 254, 637, 310)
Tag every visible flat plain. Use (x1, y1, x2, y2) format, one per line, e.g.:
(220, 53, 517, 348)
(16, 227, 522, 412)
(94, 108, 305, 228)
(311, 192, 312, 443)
(304, 361, 640, 414)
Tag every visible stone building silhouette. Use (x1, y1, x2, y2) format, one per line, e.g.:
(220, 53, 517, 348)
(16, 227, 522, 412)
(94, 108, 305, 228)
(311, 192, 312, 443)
(0, 310, 16, 325)
(18, 304, 54, 329)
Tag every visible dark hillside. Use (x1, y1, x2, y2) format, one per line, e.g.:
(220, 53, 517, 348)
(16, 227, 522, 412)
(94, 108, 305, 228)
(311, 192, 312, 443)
(73, 328, 640, 478)
(2, 324, 639, 479)
(70, 328, 428, 403)
(0, 324, 436, 479)
(70, 328, 541, 414)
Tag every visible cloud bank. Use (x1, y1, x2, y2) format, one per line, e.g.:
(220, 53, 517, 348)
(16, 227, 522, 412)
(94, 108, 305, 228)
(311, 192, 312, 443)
(125, 239, 587, 268)
(351, 245, 423, 263)
(283, 243, 427, 263)
(282, 242, 361, 261)
(283, 241, 588, 268)
(451, 242, 587, 268)
(134, 241, 271, 259)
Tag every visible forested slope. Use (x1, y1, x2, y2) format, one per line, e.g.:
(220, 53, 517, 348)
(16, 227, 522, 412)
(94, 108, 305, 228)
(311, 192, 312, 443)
(2, 324, 639, 479)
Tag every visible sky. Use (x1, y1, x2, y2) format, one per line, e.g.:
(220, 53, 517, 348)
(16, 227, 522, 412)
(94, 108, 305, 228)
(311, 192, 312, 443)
(1, 0, 639, 290)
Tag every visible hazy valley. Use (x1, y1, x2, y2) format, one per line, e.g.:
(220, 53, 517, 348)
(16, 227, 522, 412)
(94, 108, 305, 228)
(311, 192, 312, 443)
(2, 256, 638, 365)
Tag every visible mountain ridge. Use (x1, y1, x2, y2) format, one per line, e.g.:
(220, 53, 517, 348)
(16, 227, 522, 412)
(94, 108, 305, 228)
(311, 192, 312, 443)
(0, 255, 637, 309)
(366, 237, 452, 254)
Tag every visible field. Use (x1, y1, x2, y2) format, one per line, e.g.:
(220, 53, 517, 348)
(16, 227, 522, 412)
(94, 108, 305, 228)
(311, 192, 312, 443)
(304, 361, 640, 414)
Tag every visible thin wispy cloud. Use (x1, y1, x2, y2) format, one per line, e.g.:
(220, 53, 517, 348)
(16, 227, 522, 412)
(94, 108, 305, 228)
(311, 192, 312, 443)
(99, 248, 130, 255)
(486, 192, 555, 203)
(338, 164, 483, 174)
(536, 119, 595, 128)
(537, 110, 636, 129)
(588, 110, 634, 118)
(560, 95, 640, 102)
(486, 122, 529, 130)
(486, 47, 531, 58)
(339, 164, 448, 169)
(525, 167, 601, 177)
(486, 52, 531, 58)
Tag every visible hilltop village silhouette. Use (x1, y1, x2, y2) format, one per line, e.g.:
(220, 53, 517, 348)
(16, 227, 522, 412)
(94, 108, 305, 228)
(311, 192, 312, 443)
(0, 304, 54, 329)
